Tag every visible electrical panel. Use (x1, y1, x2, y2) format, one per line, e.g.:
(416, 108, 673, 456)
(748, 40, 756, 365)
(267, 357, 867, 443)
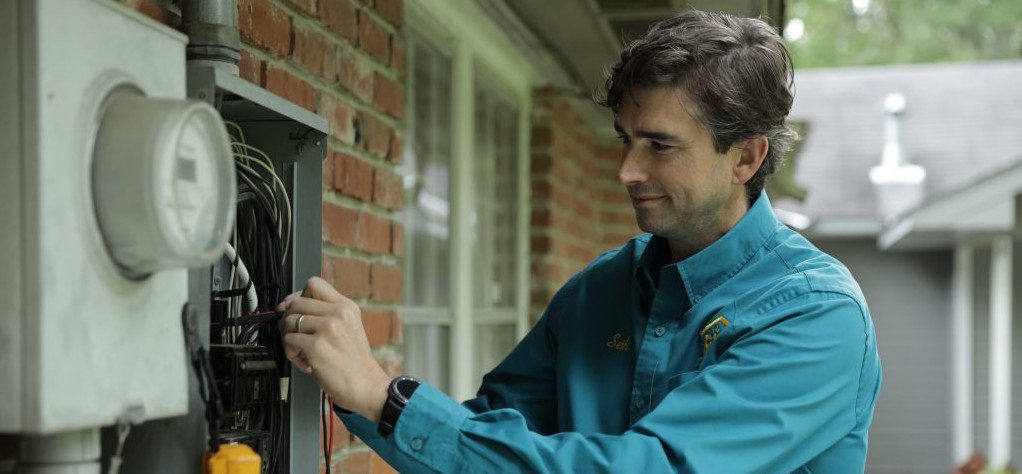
(2, 2, 325, 472)
(113, 66, 327, 473)
(0, 0, 234, 434)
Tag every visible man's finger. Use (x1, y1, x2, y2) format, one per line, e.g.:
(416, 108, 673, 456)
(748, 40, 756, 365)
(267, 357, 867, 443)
(301, 276, 345, 304)
(283, 332, 316, 373)
(285, 297, 336, 318)
(281, 311, 330, 335)
(275, 291, 302, 311)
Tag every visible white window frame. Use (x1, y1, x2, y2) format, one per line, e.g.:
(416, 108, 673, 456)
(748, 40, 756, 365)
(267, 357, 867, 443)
(403, 0, 533, 401)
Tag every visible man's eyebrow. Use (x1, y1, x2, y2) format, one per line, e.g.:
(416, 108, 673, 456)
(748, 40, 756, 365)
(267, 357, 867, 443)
(613, 121, 690, 146)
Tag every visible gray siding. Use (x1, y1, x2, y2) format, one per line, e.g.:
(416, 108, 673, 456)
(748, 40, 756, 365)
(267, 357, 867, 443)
(814, 239, 953, 473)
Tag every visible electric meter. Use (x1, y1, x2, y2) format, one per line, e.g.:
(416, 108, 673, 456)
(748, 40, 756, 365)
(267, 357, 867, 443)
(92, 91, 236, 278)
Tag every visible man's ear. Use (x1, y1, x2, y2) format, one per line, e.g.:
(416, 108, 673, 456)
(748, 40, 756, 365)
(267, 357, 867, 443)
(733, 136, 769, 185)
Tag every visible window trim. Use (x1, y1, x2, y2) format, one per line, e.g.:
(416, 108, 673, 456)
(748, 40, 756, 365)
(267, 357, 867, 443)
(404, 0, 534, 401)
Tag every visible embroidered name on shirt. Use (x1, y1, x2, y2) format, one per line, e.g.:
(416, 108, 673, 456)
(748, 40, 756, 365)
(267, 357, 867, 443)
(700, 315, 730, 354)
(607, 333, 631, 351)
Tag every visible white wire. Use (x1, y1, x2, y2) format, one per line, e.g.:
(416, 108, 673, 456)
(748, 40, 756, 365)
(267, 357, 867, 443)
(224, 121, 247, 146)
(232, 148, 292, 265)
(224, 242, 258, 314)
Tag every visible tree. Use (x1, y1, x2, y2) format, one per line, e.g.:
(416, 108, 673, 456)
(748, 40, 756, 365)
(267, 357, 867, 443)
(784, 0, 1022, 69)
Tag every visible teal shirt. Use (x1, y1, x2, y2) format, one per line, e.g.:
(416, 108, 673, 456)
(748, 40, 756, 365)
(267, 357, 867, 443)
(341, 193, 882, 473)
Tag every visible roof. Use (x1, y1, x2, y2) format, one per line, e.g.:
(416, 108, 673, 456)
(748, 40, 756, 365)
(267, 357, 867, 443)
(775, 60, 1022, 235)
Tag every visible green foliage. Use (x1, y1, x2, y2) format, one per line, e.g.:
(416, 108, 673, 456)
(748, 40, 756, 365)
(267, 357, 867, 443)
(785, 0, 1022, 69)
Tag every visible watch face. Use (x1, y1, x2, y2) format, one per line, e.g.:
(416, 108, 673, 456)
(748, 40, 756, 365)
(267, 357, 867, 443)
(392, 376, 420, 402)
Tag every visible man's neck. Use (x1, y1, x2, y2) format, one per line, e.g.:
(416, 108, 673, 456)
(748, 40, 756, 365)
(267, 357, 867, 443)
(667, 194, 750, 262)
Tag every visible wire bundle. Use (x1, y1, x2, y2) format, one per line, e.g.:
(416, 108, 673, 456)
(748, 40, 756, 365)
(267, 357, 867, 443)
(217, 122, 292, 473)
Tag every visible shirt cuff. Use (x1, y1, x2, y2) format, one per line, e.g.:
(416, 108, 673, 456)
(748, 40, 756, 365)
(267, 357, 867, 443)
(391, 381, 474, 472)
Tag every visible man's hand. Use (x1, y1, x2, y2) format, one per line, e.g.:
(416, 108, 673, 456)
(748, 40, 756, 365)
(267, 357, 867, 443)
(277, 277, 391, 423)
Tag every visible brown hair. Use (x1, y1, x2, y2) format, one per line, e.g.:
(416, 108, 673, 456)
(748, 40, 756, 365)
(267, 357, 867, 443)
(598, 10, 797, 201)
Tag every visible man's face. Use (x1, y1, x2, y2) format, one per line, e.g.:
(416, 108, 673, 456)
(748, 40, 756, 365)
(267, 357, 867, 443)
(615, 86, 745, 245)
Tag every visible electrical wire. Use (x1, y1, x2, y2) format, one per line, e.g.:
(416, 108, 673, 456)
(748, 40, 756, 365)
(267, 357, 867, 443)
(219, 122, 294, 473)
(224, 242, 258, 314)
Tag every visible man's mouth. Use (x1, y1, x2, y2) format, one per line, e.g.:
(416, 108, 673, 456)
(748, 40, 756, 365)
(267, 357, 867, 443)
(630, 195, 667, 206)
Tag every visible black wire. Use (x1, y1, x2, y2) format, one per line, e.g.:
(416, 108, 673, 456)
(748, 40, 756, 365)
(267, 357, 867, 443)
(321, 391, 331, 473)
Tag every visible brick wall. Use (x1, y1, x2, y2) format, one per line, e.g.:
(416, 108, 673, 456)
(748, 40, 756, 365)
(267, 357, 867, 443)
(125, 0, 405, 472)
(529, 87, 639, 322)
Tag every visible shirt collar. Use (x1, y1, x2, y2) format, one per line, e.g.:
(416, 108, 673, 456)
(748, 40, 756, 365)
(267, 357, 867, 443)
(633, 192, 782, 307)
(678, 192, 781, 306)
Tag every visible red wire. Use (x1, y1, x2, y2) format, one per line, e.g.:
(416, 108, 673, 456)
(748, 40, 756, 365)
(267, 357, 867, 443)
(327, 397, 334, 457)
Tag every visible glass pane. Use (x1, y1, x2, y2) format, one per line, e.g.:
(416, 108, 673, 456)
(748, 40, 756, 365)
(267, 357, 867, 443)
(472, 323, 517, 385)
(403, 324, 450, 394)
(472, 86, 520, 310)
(402, 38, 453, 309)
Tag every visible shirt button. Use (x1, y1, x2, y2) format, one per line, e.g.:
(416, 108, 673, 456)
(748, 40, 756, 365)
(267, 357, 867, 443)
(410, 437, 424, 451)
(635, 398, 646, 409)
(654, 326, 666, 337)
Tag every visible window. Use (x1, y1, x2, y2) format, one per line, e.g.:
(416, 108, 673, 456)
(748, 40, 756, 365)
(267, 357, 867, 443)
(400, 36, 453, 391)
(399, 7, 531, 400)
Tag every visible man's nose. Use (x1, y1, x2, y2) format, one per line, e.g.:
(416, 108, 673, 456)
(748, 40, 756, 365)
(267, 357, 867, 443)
(618, 146, 648, 186)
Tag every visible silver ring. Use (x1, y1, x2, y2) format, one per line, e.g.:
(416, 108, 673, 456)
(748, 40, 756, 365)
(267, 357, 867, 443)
(295, 314, 307, 334)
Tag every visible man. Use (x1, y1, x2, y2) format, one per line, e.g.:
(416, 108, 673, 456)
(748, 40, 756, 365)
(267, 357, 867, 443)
(280, 10, 881, 473)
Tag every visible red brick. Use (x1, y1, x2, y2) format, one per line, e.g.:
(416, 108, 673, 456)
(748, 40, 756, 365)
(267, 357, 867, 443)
(134, 1, 180, 27)
(369, 263, 402, 301)
(293, 26, 338, 83)
(373, 72, 404, 119)
(238, 50, 264, 85)
(357, 11, 391, 64)
(323, 203, 358, 247)
(333, 153, 374, 202)
(370, 452, 398, 474)
(372, 167, 403, 210)
(318, 94, 357, 145)
(390, 35, 406, 75)
(531, 127, 553, 148)
(341, 450, 370, 473)
(321, 255, 335, 282)
(340, 54, 375, 103)
(329, 256, 370, 298)
(328, 411, 350, 451)
(320, 0, 358, 43)
(387, 131, 404, 164)
(322, 151, 335, 189)
(375, 352, 405, 378)
(391, 222, 404, 256)
(532, 178, 553, 201)
(238, 0, 292, 57)
(531, 209, 552, 227)
(358, 112, 392, 159)
(264, 65, 314, 111)
(531, 235, 552, 253)
(356, 213, 392, 254)
(532, 153, 553, 174)
(283, 0, 317, 16)
(374, 0, 403, 28)
(360, 308, 396, 347)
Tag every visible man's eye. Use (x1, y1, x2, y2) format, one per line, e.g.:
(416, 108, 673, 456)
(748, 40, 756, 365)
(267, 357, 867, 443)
(650, 141, 673, 152)
(616, 134, 630, 144)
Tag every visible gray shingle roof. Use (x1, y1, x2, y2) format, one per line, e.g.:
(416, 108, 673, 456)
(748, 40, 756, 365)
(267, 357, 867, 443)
(777, 60, 1022, 219)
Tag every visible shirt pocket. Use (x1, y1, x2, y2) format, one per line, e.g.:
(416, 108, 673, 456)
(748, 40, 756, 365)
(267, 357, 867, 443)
(667, 370, 702, 391)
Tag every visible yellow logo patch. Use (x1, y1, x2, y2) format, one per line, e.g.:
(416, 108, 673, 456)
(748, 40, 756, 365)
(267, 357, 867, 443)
(700, 316, 730, 354)
(606, 333, 631, 351)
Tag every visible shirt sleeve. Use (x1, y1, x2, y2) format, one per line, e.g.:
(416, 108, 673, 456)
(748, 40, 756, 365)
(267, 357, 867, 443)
(342, 291, 874, 473)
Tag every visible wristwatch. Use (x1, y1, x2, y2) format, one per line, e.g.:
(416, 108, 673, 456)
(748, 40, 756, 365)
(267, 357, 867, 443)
(377, 376, 421, 437)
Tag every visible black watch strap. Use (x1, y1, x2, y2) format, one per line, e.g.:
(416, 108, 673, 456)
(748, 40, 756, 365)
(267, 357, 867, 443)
(378, 376, 420, 437)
